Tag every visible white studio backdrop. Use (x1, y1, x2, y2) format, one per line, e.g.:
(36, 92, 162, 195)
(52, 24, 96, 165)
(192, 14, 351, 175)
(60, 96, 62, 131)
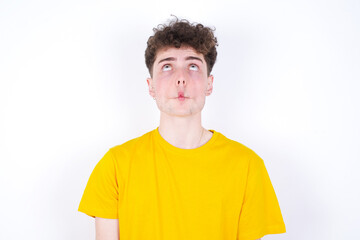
(0, 0, 359, 239)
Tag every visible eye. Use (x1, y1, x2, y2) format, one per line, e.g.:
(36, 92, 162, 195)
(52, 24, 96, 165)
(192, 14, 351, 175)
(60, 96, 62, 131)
(189, 64, 199, 71)
(162, 64, 172, 71)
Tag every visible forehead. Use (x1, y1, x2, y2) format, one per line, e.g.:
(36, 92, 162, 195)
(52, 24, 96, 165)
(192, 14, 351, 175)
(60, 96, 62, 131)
(155, 46, 205, 63)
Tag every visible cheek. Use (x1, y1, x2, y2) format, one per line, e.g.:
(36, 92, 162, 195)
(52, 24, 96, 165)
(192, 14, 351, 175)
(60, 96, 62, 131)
(192, 77, 209, 93)
(189, 71, 208, 84)
(155, 78, 172, 94)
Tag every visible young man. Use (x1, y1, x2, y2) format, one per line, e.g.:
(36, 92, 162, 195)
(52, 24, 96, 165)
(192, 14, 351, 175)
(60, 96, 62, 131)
(78, 17, 286, 240)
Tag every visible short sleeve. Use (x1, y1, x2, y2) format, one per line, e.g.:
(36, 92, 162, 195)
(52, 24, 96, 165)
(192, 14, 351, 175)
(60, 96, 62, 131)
(237, 155, 286, 240)
(78, 149, 119, 219)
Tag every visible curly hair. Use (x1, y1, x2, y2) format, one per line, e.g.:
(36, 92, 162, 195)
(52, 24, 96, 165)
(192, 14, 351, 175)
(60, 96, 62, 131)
(145, 17, 218, 77)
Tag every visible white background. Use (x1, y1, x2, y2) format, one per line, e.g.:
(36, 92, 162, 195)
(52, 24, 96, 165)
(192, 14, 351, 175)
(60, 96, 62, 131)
(1, 0, 359, 239)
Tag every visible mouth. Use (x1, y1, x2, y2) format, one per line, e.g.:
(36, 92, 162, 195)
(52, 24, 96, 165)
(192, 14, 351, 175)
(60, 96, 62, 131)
(177, 96, 186, 101)
(176, 95, 189, 101)
(175, 92, 188, 101)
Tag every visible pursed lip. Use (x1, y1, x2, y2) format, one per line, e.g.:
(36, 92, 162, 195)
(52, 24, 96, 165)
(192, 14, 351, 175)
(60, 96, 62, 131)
(177, 92, 187, 98)
(176, 95, 189, 100)
(177, 96, 186, 101)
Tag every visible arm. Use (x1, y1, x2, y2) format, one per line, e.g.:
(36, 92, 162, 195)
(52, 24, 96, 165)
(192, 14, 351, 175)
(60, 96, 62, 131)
(94, 216, 260, 240)
(95, 217, 119, 240)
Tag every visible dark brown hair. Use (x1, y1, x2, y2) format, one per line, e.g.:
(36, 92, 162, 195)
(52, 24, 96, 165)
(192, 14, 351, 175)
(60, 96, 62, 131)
(145, 17, 218, 77)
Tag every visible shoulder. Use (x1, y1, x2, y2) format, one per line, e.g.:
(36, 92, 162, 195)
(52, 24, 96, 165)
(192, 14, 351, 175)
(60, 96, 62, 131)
(98, 130, 155, 179)
(108, 129, 154, 157)
(214, 131, 264, 166)
(216, 131, 260, 157)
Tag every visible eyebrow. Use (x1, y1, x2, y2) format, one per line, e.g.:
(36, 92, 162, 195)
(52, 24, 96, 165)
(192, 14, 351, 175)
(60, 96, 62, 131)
(157, 57, 176, 64)
(186, 56, 203, 63)
(157, 56, 203, 65)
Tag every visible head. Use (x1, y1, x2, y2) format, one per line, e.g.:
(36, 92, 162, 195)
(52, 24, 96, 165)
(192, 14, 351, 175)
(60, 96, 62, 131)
(145, 17, 218, 77)
(145, 17, 218, 118)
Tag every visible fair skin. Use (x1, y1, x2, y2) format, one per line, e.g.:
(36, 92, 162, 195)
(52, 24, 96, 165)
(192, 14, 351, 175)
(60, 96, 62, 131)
(95, 46, 261, 240)
(147, 46, 214, 148)
(95, 217, 119, 240)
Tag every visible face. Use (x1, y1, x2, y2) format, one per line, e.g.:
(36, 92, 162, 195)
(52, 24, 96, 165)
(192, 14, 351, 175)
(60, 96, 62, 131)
(147, 46, 214, 118)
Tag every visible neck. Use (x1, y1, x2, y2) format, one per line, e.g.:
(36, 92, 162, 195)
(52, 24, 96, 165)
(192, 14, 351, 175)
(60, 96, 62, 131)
(158, 112, 210, 149)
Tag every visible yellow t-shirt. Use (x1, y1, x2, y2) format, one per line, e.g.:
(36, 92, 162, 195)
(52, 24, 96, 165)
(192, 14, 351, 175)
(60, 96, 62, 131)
(78, 128, 286, 240)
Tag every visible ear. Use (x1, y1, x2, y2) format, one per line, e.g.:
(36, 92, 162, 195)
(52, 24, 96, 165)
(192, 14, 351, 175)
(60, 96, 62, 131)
(147, 77, 156, 98)
(205, 75, 214, 96)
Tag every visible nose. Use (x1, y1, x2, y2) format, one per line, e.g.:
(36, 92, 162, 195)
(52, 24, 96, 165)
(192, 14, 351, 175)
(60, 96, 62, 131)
(176, 79, 186, 86)
(175, 70, 187, 86)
